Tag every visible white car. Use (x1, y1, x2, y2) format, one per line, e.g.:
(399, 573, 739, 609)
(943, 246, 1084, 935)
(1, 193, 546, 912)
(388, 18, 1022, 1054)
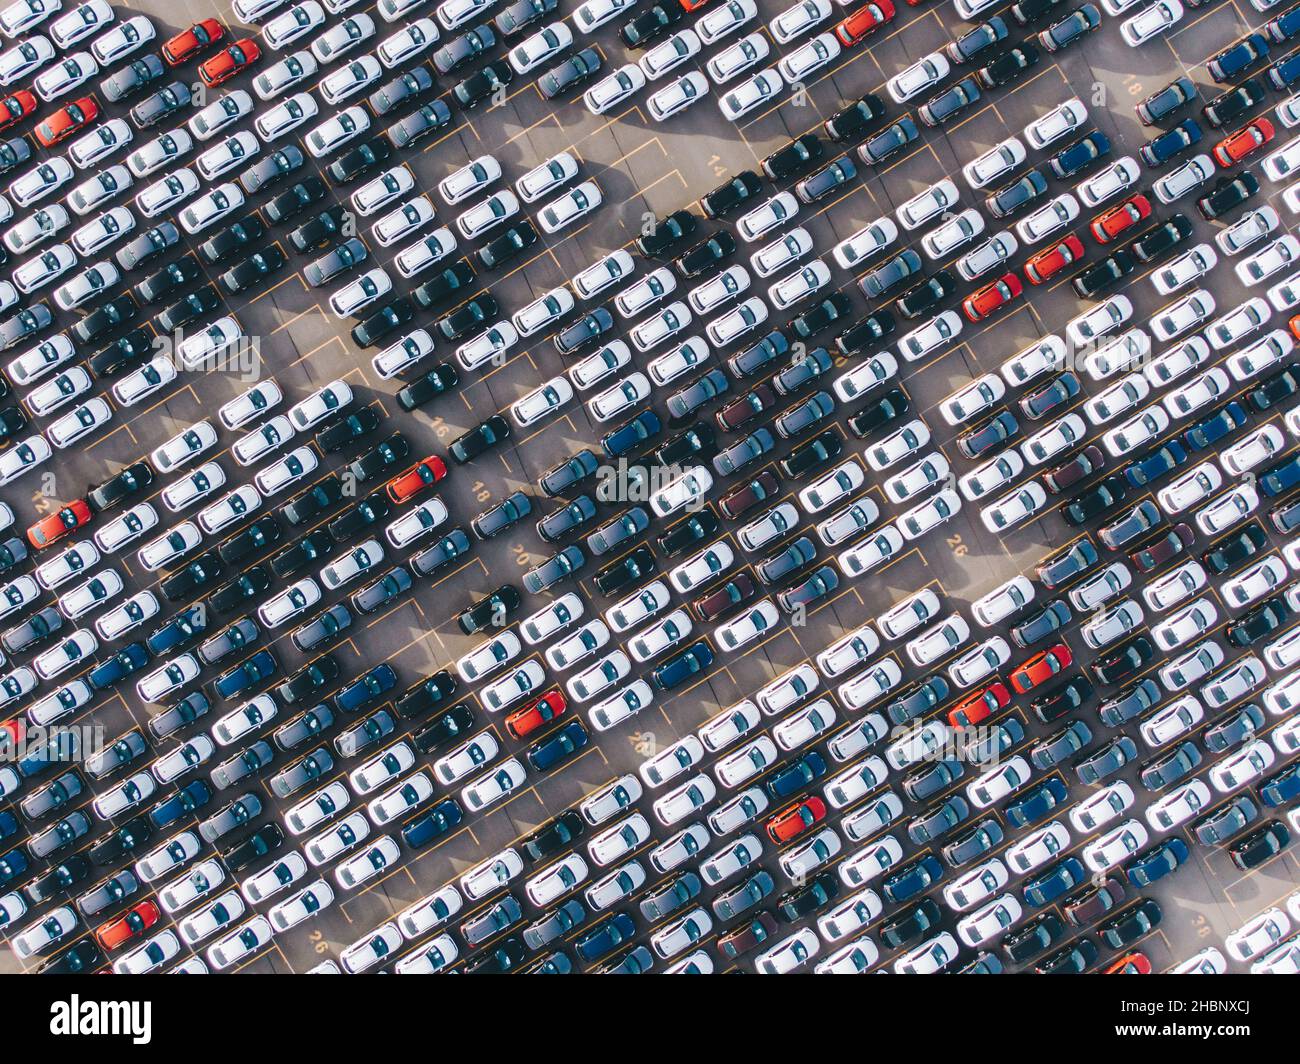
(959, 451, 1024, 503)
(832, 217, 897, 270)
(47, 398, 112, 449)
(457, 189, 519, 238)
(949, 637, 1011, 689)
(1219, 206, 1280, 256)
(648, 70, 709, 121)
(717, 62, 780, 115)
(516, 152, 578, 203)
(1079, 155, 1142, 206)
(1024, 97, 1087, 149)
(778, 30, 839, 82)
(1015, 193, 1079, 244)
(1208, 296, 1270, 350)
(892, 51, 952, 106)
(1068, 293, 1134, 346)
(573, 249, 635, 300)
(898, 310, 962, 361)
(439, 155, 500, 206)
(377, 16, 437, 67)
(640, 28, 700, 80)
(920, 208, 983, 259)
(768, 259, 829, 308)
(265, 2, 326, 49)
(1120, 0, 1184, 45)
(289, 381, 352, 430)
(769, 0, 831, 43)
(1210, 740, 1275, 792)
(254, 446, 318, 495)
(510, 377, 573, 427)
(752, 227, 813, 278)
(461, 757, 527, 811)
(1151, 242, 1217, 295)
(1227, 330, 1292, 381)
(584, 63, 646, 114)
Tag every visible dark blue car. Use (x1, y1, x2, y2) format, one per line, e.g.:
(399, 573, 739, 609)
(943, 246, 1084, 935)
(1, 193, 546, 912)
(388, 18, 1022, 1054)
(0, 811, 16, 840)
(1260, 455, 1300, 496)
(1123, 440, 1188, 487)
(882, 854, 943, 903)
(148, 779, 212, 829)
(1050, 130, 1109, 179)
(89, 641, 151, 690)
(1139, 119, 1201, 167)
(1127, 837, 1189, 886)
(600, 410, 660, 458)
(0, 845, 27, 885)
(335, 663, 398, 712)
(526, 720, 589, 772)
(1005, 777, 1068, 827)
(1183, 401, 1246, 451)
(1261, 763, 1300, 806)
(1021, 856, 1086, 907)
(766, 752, 827, 800)
(214, 649, 278, 700)
(1208, 33, 1269, 83)
(651, 640, 714, 691)
(402, 797, 463, 848)
(146, 604, 208, 656)
(575, 910, 635, 962)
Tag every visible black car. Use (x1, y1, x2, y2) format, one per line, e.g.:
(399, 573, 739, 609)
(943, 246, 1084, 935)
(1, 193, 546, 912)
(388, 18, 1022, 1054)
(397, 363, 460, 411)
(880, 898, 942, 951)
(395, 671, 459, 722)
(72, 295, 138, 345)
(791, 292, 852, 338)
(207, 567, 271, 615)
(457, 584, 522, 634)
(824, 93, 886, 142)
(1130, 213, 1193, 262)
(160, 551, 223, 602)
(222, 824, 285, 874)
(945, 16, 1009, 63)
(675, 231, 737, 278)
(277, 656, 341, 705)
(776, 871, 839, 923)
(520, 809, 584, 863)
(220, 247, 286, 294)
(657, 507, 720, 556)
(780, 429, 842, 478)
(454, 59, 513, 107)
(316, 407, 380, 453)
(636, 209, 698, 257)
(555, 308, 613, 354)
(239, 146, 304, 195)
(87, 462, 154, 512)
(436, 294, 497, 339)
(283, 475, 343, 526)
(1032, 675, 1094, 723)
(264, 178, 327, 224)
(1229, 821, 1290, 870)
(435, 25, 497, 74)
(271, 531, 336, 580)
(702, 170, 764, 219)
(1197, 171, 1260, 219)
(1099, 898, 1162, 949)
(1203, 77, 1267, 128)
(326, 137, 392, 184)
(621, 2, 684, 47)
(846, 387, 908, 438)
(350, 433, 410, 484)
(593, 546, 656, 597)
(1073, 250, 1135, 297)
(352, 299, 415, 348)
(1203, 521, 1269, 575)
(328, 494, 391, 541)
(1003, 912, 1065, 962)
(1228, 597, 1293, 646)
(450, 414, 510, 463)
(1091, 635, 1155, 685)
(1011, 0, 1065, 24)
(762, 134, 825, 181)
(134, 254, 202, 303)
(198, 216, 266, 265)
(156, 285, 221, 332)
(479, 220, 538, 269)
(835, 311, 896, 354)
(1250, 364, 1300, 412)
(895, 272, 956, 319)
(218, 518, 283, 567)
(415, 259, 476, 308)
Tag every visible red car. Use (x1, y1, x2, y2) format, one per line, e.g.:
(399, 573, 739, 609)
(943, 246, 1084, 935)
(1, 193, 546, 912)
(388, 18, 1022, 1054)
(386, 455, 448, 504)
(0, 89, 37, 133)
(1024, 234, 1084, 284)
(199, 38, 262, 87)
(948, 681, 1010, 728)
(1089, 194, 1151, 244)
(1213, 117, 1275, 167)
(962, 271, 1023, 321)
(1010, 642, 1072, 694)
(35, 96, 98, 148)
(96, 900, 161, 951)
(1290, 313, 1300, 342)
(766, 796, 827, 843)
(680, 0, 711, 9)
(0, 717, 23, 751)
(27, 500, 92, 550)
(162, 18, 225, 66)
(504, 689, 566, 739)
(1105, 951, 1152, 974)
(835, 0, 895, 45)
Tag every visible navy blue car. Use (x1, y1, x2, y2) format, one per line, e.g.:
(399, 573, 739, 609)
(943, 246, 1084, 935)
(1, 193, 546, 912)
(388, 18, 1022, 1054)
(1005, 777, 1068, 827)
(526, 720, 589, 772)
(1140, 119, 1202, 167)
(1022, 856, 1086, 907)
(148, 779, 211, 829)
(335, 664, 398, 712)
(0, 845, 27, 885)
(1123, 440, 1188, 487)
(651, 640, 714, 690)
(402, 797, 463, 848)
(89, 641, 151, 690)
(766, 752, 827, 800)
(1261, 763, 1300, 806)
(1049, 130, 1109, 179)
(882, 854, 943, 903)
(1127, 837, 1189, 886)
(1260, 455, 1300, 496)
(214, 649, 278, 700)
(1208, 33, 1269, 83)
(600, 410, 660, 458)
(146, 604, 208, 656)
(575, 910, 635, 962)
(1183, 401, 1246, 451)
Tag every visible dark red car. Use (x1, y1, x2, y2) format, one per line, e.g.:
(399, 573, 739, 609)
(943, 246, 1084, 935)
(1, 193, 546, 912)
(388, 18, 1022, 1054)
(35, 96, 98, 148)
(835, 0, 895, 45)
(386, 456, 448, 504)
(717, 912, 778, 959)
(1024, 234, 1084, 284)
(1010, 642, 1072, 694)
(28, 500, 92, 550)
(715, 384, 774, 432)
(1089, 194, 1151, 244)
(766, 796, 827, 843)
(1044, 444, 1105, 494)
(719, 471, 779, 520)
(691, 573, 757, 622)
(504, 689, 566, 739)
(162, 18, 225, 65)
(948, 681, 1011, 728)
(1130, 523, 1194, 572)
(199, 38, 262, 87)
(962, 271, 1023, 321)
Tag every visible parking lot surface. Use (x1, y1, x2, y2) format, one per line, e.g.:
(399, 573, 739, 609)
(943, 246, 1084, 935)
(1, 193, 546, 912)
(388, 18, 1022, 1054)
(1, 0, 1300, 976)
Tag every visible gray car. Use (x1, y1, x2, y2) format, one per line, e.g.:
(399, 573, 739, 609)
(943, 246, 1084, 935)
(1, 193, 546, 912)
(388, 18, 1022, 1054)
(116, 222, 180, 271)
(29, 811, 92, 860)
(84, 730, 148, 780)
(1, 604, 59, 656)
(537, 495, 598, 542)
(667, 368, 729, 419)
(522, 897, 586, 951)
(304, 237, 368, 288)
(199, 616, 260, 667)
(640, 871, 702, 922)
(796, 155, 857, 203)
(540, 449, 598, 496)
(774, 390, 835, 439)
(19, 770, 83, 820)
(1194, 795, 1257, 845)
(756, 535, 817, 585)
(1074, 735, 1137, 785)
(333, 708, 395, 758)
(859, 249, 922, 299)
(387, 100, 453, 148)
(473, 491, 532, 539)
(352, 565, 413, 615)
(941, 817, 1004, 866)
(291, 603, 353, 653)
(772, 346, 832, 395)
(76, 870, 139, 918)
(129, 81, 190, 126)
(713, 428, 775, 476)
(199, 792, 263, 844)
(147, 692, 210, 742)
(1031, 719, 1093, 770)
(210, 739, 275, 790)
(711, 869, 774, 920)
(585, 508, 649, 555)
(369, 67, 434, 115)
(101, 55, 164, 103)
(522, 545, 585, 594)
(411, 529, 472, 578)
(270, 747, 335, 799)
(463, 893, 523, 947)
(273, 704, 335, 753)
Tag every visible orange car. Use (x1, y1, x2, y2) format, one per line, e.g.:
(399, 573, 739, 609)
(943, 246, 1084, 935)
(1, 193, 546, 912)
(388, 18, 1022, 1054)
(1024, 234, 1084, 284)
(834, 0, 895, 45)
(766, 796, 827, 843)
(1089, 193, 1151, 244)
(1010, 642, 1072, 694)
(0, 89, 38, 134)
(962, 271, 1023, 321)
(162, 18, 225, 66)
(96, 900, 161, 951)
(948, 681, 1011, 728)
(1104, 951, 1151, 974)
(27, 500, 92, 550)
(199, 38, 262, 87)
(1213, 117, 1274, 167)
(679, 0, 711, 9)
(386, 455, 448, 504)
(35, 96, 98, 148)
(505, 689, 566, 739)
